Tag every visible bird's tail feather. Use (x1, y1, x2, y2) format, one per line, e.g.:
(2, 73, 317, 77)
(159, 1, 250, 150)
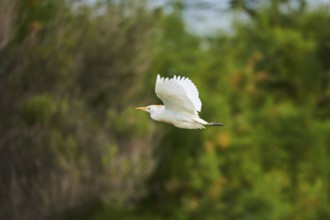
(207, 122, 224, 126)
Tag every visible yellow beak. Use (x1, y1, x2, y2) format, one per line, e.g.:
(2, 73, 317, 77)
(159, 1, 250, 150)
(135, 107, 148, 111)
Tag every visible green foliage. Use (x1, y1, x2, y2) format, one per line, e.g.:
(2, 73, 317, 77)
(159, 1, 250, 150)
(137, 1, 330, 220)
(20, 94, 55, 126)
(0, 1, 157, 219)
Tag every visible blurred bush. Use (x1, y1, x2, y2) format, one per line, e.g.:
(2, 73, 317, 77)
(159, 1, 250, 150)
(0, 0, 158, 219)
(139, 1, 330, 220)
(20, 94, 56, 126)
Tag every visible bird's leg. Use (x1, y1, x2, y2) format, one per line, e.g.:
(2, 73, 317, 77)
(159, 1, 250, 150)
(207, 122, 224, 126)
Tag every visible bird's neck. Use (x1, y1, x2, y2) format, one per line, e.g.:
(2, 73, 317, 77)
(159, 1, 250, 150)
(150, 105, 165, 121)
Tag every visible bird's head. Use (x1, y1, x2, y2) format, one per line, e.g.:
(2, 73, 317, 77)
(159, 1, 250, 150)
(135, 105, 163, 114)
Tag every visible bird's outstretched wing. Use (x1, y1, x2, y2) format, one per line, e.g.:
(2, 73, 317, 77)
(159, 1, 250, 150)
(155, 75, 202, 114)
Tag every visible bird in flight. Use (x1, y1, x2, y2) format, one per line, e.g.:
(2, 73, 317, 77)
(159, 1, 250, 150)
(136, 75, 224, 129)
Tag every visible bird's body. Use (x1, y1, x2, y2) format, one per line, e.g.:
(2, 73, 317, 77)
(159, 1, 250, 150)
(136, 75, 223, 129)
(147, 105, 207, 129)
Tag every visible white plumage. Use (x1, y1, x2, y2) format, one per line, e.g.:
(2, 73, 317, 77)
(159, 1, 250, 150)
(156, 75, 201, 113)
(136, 74, 223, 129)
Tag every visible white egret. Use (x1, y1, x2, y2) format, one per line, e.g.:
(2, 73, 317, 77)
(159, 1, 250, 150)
(136, 75, 224, 129)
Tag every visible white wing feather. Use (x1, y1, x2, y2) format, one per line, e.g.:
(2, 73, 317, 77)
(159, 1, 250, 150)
(175, 75, 202, 112)
(155, 74, 202, 114)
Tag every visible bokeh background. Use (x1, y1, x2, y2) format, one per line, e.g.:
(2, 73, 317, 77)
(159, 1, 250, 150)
(1, 0, 330, 219)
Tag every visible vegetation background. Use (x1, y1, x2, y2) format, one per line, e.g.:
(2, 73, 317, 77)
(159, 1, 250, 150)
(0, 0, 330, 219)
